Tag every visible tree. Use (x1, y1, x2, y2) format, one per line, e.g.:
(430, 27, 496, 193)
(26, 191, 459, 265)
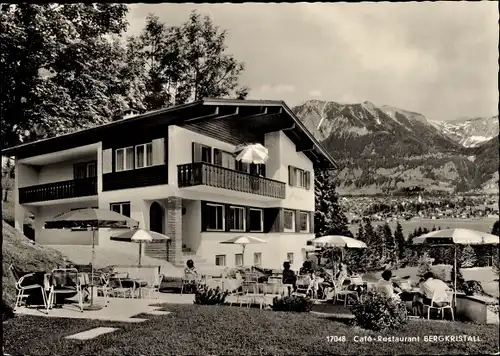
(394, 221, 406, 261)
(417, 252, 433, 277)
(314, 169, 350, 237)
(460, 244, 477, 268)
(0, 4, 130, 148)
(383, 222, 396, 263)
(127, 11, 249, 113)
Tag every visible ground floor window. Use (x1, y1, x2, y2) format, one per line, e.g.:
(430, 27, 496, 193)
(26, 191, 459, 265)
(207, 203, 225, 231)
(229, 206, 245, 231)
(110, 202, 131, 217)
(248, 208, 263, 232)
(215, 255, 226, 266)
(253, 252, 262, 266)
(299, 212, 309, 232)
(287, 252, 294, 265)
(235, 253, 244, 266)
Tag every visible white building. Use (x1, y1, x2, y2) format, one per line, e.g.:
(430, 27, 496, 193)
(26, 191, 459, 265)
(4, 99, 337, 271)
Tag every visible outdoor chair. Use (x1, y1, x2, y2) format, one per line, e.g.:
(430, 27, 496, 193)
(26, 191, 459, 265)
(424, 290, 454, 321)
(92, 271, 111, 306)
(294, 275, 311, 297)
(48, 268, 84, 312)
(181, 274, 199, 295)
(230, 281, 262, 308)
(9, 264, 48, 312)
(141, 273, 164, 299)
(108, 272, 135, 298)
(334, 280, 359, 306)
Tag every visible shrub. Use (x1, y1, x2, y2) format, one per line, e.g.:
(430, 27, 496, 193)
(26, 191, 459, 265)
(460, 245, 477, 268)
(350, 292, 408, 331)
(460, 280, 484, 296)
(194, 287, 229, 305)
(272, 295, 314, 313)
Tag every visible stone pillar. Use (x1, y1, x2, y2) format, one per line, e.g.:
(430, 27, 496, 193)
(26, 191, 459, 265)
(166, 196, 183, 265)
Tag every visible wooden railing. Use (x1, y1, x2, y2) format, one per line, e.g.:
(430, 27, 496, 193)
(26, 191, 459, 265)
(177, 162, 286, 199)
(19, 177, 97, 204)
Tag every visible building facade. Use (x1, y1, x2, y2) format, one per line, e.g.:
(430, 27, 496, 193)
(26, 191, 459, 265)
(4, 99, 337, 270)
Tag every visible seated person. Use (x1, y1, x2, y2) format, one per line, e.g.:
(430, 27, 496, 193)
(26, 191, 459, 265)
(282, 261, 297, 292)
(376, 270, 402, 299)
(415, 272, 452, 311)
(299, 261, 313, 276)
(183, 259, 198, 293)
(336, 262, 348, 288)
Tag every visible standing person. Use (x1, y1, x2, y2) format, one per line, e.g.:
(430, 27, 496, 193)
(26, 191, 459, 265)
(184, 260, 198, 293)
(282, 261, 297, 293)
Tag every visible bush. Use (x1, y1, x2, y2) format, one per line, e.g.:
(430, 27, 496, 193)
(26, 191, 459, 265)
(272, 295, 314, 313)
(460, 280, 484, 296)
(460, 245, 477, 268)
(350, 292, 408, 331)
(194, 287, 229, 305)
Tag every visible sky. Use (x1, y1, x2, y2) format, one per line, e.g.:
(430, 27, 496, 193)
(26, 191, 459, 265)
(127, 2, 498, 121)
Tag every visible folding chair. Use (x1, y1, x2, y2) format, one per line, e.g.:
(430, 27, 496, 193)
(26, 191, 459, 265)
(108, 272, 135, 298)
(141, 273, 164, 299)
(48, 268, 84, 312)
(294, 275, 311, 297)
(230, 281, 261, 308)
(9, 265, 48, 312)
(181, 274, 199, 295)
(334, 280, 358, 306)
(424, 290, 454, 321)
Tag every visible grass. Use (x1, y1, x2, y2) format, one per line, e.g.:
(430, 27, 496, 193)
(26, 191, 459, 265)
(3, 304, 499, 355)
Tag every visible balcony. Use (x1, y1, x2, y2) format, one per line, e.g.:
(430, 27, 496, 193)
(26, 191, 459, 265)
(19, 177, 98, 204)
(178, 162, 286, 199)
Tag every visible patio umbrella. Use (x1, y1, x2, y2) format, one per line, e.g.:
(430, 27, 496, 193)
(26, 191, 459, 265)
(234, 143, 269, 164)
(111, 228, 170, 267)
(309, 235, 367, 262)
(413, 228, 499, 308)
(45, 208, 138, 310)
(220, 235, 267, 266)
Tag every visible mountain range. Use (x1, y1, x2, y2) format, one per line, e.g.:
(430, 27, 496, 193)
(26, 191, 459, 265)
(292, 100, 499, 195)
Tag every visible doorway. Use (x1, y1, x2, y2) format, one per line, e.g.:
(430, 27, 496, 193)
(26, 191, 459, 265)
(149, 202, 164, 234)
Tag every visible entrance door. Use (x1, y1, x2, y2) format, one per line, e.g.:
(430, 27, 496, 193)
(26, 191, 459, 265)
(149, 202, 164, 234)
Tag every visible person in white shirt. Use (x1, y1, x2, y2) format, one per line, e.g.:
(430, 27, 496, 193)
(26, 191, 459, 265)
(376, 270, 402, 299)
(414, 271, 452, 315)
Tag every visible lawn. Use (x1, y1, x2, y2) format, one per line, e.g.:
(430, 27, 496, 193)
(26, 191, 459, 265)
(3, 304, 499, 355)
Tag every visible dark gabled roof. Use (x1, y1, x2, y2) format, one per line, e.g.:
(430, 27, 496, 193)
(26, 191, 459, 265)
(2, 98, 337, 169)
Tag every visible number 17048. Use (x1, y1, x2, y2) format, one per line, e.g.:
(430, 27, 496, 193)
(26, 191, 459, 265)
(327, 336, 346, 342)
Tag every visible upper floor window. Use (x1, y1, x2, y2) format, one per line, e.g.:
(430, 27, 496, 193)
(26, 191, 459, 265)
(207, 203, 224, 231)
(193, 142, 212, 163)
(299, 212, 309, 232)
(249, 208, 263, 232)
(283, 210, 295, 232)
(135, 143, 153, 169)
(110, 202, 131, 217)
(74, 161, 97, 179)
(214, 148, 236, 170)
(229, 206, 246, 232)
(116, 147, 134, 172)
(288, 166, 311, 189)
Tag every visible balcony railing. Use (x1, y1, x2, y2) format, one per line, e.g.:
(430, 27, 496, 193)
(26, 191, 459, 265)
(19, 177, 98, 204)
(178, 162, 286, 199)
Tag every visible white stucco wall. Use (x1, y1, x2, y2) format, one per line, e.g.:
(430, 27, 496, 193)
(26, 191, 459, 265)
(37, 155, 96, 185)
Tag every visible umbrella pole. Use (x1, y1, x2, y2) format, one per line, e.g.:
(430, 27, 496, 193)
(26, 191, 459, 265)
(138, 243, 142, 268)
(454, 245, 457, 310)
(84, 227, 103, 311)
(242, 244, 246, 267)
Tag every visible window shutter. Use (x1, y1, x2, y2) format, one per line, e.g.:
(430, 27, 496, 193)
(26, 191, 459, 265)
(152, 138, 165, 165)
(201, 201, 209, 232)
(305, 171, 311, 189)
(288, 166, 296, 186)
(277, 208, 284, 232)
(225, 204, 231, 232)
(260, 164, 266, 177)
(102, 149, 112, 174)
(245, 207, 251, 233)
(295, 209, 301, 232)
(214, 149, 222, 166)
(263, 208, 280, 233)
(309, 211, 315, 234)
(192, 142, 202, 163)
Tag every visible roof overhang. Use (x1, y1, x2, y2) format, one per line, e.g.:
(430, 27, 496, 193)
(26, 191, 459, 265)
(2, 98, 337, 169)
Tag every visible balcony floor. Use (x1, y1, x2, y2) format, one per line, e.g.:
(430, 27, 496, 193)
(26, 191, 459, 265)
(178, 185, 282, 203)
(22, 195, 98, 207)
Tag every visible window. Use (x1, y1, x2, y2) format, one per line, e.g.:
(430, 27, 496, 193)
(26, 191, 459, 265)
(135, 143, 153, 169)
(288, 166, 311, 189)
(299, 212, 309, 232)
(110, 202, 131, 217)
(214, 149, 236, 170)
(249, 208, 263, 232)
(236, 160, 249, 173)
(207, 203, 224, 231)
(74, 161, 97, 179)
(215, 255, 226, 267)
(287, 253, 294, 265)
(229, 206, 245, 231)
(283, 210, 295, 232)
(254, 253, 262, 266)
(235, 253, 243, 266)
(201, 145, 212, 163)
(115, 147, 134, 172)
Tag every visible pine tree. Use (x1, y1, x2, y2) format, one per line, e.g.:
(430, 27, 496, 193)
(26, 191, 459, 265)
(492, 220, 500, 236)
(394, 221, 406, 261)
(460, 245, 477, 268)
(314, 169, 350, 237)
(383, 222, 396, 264)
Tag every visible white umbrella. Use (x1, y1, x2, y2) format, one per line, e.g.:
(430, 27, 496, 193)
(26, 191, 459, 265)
(310, 235, 368, 248)
(234, 143, 269, 164)
(412, 228, 499, 308)
(220, 235, 267, 266)
(111, 228, 170, 268)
